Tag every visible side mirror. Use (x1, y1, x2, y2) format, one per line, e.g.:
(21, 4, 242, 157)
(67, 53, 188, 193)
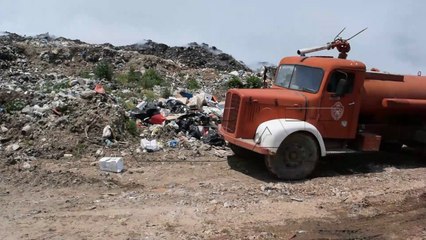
(334, 78, 348, 97)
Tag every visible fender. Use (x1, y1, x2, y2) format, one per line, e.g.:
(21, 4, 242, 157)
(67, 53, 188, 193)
(255, 119, 326, 156)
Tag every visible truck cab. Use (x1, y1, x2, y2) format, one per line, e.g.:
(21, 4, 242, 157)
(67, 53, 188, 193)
(274, 56, 366, 139)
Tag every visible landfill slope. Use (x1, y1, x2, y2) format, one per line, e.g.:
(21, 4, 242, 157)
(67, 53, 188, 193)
(0, 32, 425, 239)
(0, 32, 256, 162)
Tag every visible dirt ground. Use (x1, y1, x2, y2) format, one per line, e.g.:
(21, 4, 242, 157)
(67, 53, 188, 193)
(0, 149, 425, 240)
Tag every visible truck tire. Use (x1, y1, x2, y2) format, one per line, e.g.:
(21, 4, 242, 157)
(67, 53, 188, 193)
(265, 133, 319, 180)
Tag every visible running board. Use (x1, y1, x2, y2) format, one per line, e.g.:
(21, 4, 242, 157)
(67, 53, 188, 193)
(326, 149, 359, 155)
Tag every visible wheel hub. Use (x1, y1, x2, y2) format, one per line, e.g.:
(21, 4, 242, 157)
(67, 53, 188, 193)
(285, 145, 307, 167)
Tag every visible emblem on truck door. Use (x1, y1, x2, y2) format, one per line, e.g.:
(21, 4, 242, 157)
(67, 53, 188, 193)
(331, 102, 344, 120)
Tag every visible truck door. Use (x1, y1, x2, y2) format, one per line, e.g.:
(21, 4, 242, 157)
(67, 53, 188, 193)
(318, 70, 363, 139)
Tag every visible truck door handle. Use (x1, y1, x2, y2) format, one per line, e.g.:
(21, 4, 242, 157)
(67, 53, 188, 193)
(348, 101, 355, 106)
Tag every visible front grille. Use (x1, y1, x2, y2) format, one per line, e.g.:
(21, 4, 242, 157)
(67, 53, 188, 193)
(222, 93, 240, 133)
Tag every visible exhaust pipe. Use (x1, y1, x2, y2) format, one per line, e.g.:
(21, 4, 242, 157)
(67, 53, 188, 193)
(297, 43, 333, 56)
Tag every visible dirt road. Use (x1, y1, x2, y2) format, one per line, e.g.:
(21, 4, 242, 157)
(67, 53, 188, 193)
(1, 149, 425, 239)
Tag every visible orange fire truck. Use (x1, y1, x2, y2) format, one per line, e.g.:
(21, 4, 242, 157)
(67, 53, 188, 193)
(219, 29, 426, 180)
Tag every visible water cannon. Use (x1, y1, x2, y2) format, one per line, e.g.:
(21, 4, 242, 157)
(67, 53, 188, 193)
(297, 28, 367, 59)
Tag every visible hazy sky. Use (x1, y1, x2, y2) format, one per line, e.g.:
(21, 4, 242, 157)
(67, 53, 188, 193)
(0, 0, 424, 74)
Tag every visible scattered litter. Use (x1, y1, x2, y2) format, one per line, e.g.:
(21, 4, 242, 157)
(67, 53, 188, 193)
(94, 83, 105, 94)
(290, 197, 304, 202)
(21, 124, 32, 134)
(128, 168, 145, 174)
(203, 129, 225, 146)
(168, 139, 179, 148)
(102, 125, 113, 139)
(149, 113, 166, 125)
(6, 143, 21, 152)
(165, 98, 188, 113)
(1, 126, 8, 133)
(141, 138, 161, 152)
(179, 91, 193, 99)
(22, 162, 31, 169)
(99, 157, 124, 173)
(95, 149, 104, 157)
(86, 206, 97, 210)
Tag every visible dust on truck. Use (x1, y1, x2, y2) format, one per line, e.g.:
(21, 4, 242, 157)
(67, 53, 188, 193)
(219, 34, 426, 180)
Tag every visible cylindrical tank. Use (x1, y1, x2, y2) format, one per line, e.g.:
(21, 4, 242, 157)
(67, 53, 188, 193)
(360, 73, 426, 122)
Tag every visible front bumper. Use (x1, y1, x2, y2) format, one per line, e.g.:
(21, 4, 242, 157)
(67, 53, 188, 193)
(219, 125, 272, 155)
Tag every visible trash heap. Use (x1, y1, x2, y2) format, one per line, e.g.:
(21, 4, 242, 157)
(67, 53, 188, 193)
(0, 32, 262, 164)
(122, 41, 251, 72)
(127, 91, 225, 153)
(0, 79, 129, 163)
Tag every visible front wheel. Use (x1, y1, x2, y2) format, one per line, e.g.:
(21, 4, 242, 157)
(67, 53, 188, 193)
(265, 133, 319, 180)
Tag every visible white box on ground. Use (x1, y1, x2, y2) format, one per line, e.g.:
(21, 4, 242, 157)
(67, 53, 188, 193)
(99, 157, 124, 173)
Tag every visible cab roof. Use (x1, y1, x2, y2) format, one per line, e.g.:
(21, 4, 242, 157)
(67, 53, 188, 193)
(279, 56, 366, 72)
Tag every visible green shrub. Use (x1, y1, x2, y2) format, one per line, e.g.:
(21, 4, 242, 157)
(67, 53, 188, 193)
(123, 100, 136, 110)
(52, 80, 69, 91)
(37, 80, 69, 93)
(78, 70, 92, 79)
(126, 119, 138, 136)
(143, 90, 157, 101)
(161, 86, 172, 99)
(245, 76, 263, 88)
(141, 69, 164, 89)
(4, 99, 26, 112)
(94, 61, 113, 81)
(127, 67, 142, 82)
(227, 76, 244, 89)
(186, 78, 200, 90)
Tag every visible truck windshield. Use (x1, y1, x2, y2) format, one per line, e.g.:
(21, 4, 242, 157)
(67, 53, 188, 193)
(274, 64, 324, 93)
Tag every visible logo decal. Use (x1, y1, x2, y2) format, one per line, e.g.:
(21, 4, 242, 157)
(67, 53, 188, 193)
(331, 102, 344, 120)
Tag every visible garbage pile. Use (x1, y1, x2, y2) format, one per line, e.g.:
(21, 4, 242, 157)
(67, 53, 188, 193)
(0, 79, 129, 163)
(0, 32, 256, 164)
(123, 41, 250, 72)
(129, 91, 225, 153)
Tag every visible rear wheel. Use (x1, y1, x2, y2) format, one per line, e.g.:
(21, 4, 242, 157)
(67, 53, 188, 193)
(265, 133, 319, 180)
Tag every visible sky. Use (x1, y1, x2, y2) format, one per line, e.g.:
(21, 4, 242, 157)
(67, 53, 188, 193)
(0, 0, 425, 74)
